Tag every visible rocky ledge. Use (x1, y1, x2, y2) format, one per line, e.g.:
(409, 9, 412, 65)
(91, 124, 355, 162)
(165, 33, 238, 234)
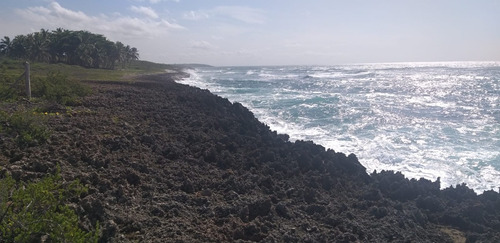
(1, 72, 499, 242)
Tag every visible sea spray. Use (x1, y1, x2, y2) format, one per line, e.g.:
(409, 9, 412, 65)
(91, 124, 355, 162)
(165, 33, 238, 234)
(178, 62, 500, 193)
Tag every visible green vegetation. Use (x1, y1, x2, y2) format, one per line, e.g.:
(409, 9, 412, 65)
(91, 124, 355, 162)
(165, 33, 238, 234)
(0, 28, 138, 69)
(0, 55, 175, 146)
(0, 170, 99, 242)
(0, 28, 181, 243)
(0, 110, 50, 147)
(0, 28, 177, 99)
(0, 66, 91, 104)
(1, 57, 176, 83)
(31, 72, 91, 105)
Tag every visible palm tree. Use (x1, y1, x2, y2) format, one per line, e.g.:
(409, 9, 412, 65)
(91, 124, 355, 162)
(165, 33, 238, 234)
(114, 41, 126, 68)
(0, 36, 11, 56)
(124, 46, 139, 67)
(49, 28, 70, 63)
(9, 35, 29, 59)
(29, 30, 51, 62)
(92, 34, 113, 69)
(2, 28, 139, 70)
(128, 47, 139, 61)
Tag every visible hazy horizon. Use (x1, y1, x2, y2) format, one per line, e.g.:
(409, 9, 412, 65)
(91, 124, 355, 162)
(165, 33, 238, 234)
(200, 60, 500, 68)
(1, 0, 499, 66)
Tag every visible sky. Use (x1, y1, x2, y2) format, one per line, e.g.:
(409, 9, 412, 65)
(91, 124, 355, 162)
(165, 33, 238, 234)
(0, 0, 499, 66)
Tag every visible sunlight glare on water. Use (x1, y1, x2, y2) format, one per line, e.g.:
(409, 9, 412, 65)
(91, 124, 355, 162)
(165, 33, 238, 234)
(178, 62, 500, 193)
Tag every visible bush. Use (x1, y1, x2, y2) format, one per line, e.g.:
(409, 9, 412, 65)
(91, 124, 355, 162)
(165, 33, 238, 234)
(0, 73, 22, 101)
(0, 110, 50, 147)
(0, 170, 99, 242)
(31, 72, 91, 105)
(1, 69, 91, 103)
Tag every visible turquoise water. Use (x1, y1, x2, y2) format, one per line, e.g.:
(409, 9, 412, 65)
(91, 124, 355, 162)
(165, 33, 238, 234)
(178, 62, 500, 193)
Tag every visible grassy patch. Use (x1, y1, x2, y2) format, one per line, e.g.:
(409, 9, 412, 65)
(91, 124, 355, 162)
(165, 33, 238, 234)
(0, 59, 24, 101)
(0, 110, 50, 147)
(0, 57, 177, 83)
(1, 59, 92, 103)
(31, 72, 91, 105)
(0, 170, 99, 242)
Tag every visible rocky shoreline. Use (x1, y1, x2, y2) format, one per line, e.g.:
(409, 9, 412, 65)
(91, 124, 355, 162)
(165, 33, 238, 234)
(1, 71, 499, 242)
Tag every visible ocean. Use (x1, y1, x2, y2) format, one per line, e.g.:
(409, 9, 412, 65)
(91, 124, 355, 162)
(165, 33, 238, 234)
(177, 62, 500, 193)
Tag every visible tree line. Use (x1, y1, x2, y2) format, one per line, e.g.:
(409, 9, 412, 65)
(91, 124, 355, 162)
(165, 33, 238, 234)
(0, 28, 139, 69)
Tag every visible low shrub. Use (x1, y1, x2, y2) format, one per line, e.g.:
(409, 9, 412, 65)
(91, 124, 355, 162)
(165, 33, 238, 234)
(0, 170, 99, 242)
(0, 74, 22, 101)
(32, 72, 91, 105)
(1, 68, 91, 104)
(0, 110, 50, 147)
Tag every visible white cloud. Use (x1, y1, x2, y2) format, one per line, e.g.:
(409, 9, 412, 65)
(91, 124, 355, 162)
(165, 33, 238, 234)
(283, 40, 302, 48)
(152, 0, 180, 3)
(15, 1, 184, 40)
(134, 0, 179, 4)
(130, 6, 159, 19)
(189, 40, 216, 50)
(183, 10, 209, 21)
(183, 6, 266, 24)
(213, 6, 266, 24)
(49, 2, 92, 22)
(160, 20, 184, 29)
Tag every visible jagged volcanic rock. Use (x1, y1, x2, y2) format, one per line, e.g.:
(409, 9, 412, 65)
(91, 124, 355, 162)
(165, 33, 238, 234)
(1, 72, 499, 242)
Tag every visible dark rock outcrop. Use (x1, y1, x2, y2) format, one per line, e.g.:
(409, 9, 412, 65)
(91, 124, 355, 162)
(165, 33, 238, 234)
(1, 72, 498, 242)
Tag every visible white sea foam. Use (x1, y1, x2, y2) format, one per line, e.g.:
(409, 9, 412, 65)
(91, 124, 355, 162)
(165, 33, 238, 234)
(177, 63, 500, 193)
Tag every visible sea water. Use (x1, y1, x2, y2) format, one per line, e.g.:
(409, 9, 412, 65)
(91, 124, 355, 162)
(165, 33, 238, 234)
(178, 62, 500, 193)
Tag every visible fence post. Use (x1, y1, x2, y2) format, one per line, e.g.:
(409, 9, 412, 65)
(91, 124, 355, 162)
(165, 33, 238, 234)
(24, 61, 31, 99)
